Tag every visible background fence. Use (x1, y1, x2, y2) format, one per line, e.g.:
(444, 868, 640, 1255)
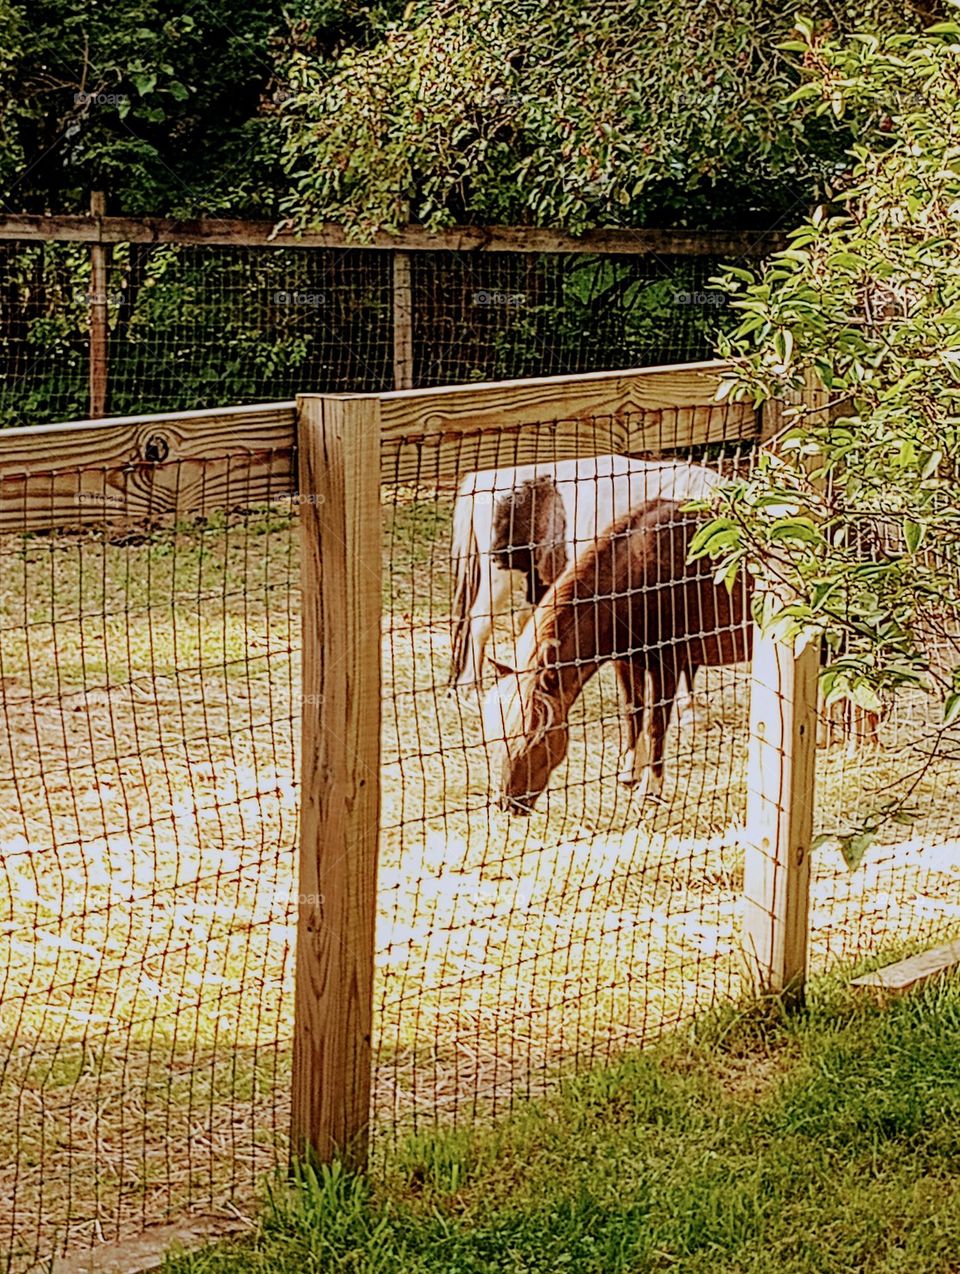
(2, 362, 960, 1270)
(0, 212, 783, 428)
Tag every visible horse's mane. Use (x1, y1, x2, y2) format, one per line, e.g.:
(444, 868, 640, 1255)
(528, 497, 683, 660)
(495, 500, 682, 750)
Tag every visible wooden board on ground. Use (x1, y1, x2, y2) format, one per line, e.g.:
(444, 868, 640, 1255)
(851, 940, 960, 996)
(48, 1217, 242, 1274)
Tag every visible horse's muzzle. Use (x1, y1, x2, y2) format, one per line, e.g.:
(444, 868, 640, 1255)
(498, 791, 539, 816)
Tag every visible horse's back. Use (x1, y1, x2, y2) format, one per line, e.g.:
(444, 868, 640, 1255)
(614, 503, 752, 669)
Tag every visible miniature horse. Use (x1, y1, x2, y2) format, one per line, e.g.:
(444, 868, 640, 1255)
(481, 500, 753, 814)
(450, 455, 721, 689)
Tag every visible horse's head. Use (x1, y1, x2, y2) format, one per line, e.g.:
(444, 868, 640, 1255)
(481, 641, 570, 815)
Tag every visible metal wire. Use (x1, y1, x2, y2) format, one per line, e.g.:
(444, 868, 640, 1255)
(374, 406, 757, 1147)
(5, 394, 960, 1271)
(0, 455, 299, 1270)
(0, 242, 736, 426)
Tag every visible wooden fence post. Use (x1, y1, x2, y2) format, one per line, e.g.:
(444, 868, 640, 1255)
(88, 191, 109, 418)
(392, 251, 414, 390)
(291, 393, 382, 1169)
(743, 627, 818, 1002)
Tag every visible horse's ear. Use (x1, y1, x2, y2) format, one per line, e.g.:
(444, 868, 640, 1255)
(488, 656, 517, 679)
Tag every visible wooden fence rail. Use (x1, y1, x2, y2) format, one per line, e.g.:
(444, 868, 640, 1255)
(0, 359, 817, 1169)
(0, 213, 786, 256)
(0, 209, 785, 420)
(0, 360, 746, 529)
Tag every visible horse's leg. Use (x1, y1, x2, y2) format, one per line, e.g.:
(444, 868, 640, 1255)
(675, 665, 698, 731)
(846, 704, 882, 758)
(632, 660, 679, 804)
(615, 660, 649, 786)
(459, 552, 515, 688)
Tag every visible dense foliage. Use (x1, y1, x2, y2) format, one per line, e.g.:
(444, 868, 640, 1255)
(0, 0, 402, 215)
(0, 0, 939, 223)
(281, 0, 938, 235)
(703, 16, 960, 731)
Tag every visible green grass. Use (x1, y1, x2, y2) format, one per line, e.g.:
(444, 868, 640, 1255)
(5, 496, 960, 1267)
(166, 975, 960, 1274)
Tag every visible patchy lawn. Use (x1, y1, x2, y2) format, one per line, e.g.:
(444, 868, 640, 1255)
(166, 974, 960, 1274)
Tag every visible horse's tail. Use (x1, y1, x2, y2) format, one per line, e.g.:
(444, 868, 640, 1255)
(450, 489, 480, 685)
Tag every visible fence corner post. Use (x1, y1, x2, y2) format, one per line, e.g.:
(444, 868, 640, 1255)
(742, 624, 818, 1004)
(291, 393, 382, 1171)
(88, 190, 109, 418)
(392, 250, 414, 390)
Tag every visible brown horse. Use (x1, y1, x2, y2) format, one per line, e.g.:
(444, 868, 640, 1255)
(481, 500, 753, 814)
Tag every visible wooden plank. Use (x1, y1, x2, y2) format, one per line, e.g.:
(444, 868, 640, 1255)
(851, 940, 960, 996)
(291, 395, 382, 1169)
(88, 192, 109, 418)
(375, 361, 757, 485)
(0, 214, 787, 257)
(0, 401, 296, 532)
(743, 629, 819, 1000)
(49, 1217, 242, 1274)
(392, 250, 414, 390)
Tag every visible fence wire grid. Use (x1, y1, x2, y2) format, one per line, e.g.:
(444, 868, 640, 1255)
(374, 408, 757, 1143)
(0, 240, 738, 427)
(4, 400, 960, 1270)
(0, 455, 300, 1270)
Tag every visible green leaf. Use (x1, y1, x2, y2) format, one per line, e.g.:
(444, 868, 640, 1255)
(943, 692, 960, 727)
(131, 71, 157, 96)
(839, 830, 876, 872)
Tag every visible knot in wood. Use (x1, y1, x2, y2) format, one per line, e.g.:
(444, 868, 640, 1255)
(143, 434, 170, 463)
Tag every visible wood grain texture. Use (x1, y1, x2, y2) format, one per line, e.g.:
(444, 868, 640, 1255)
(851, 940, 960, 996)
(1, 362, 755, 530)
(374, 361, 758, 485)
(291, 395, 382, 1169)
(743, 630, 819, 1000)
(392, 251, 414, 390)
(0, 402, 296, 532)
(0, 214, 786, 257)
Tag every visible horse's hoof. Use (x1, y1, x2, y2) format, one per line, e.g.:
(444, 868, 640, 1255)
(631, 770, 664, 805)
(618, 750, 638, 787)
(618, 746, 652, 787)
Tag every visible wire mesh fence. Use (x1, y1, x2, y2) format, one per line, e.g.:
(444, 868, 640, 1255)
(0, 454, 300, 1269)
(0, 236, 740, 427)
(809, 587, 960, 976)
(408, 251, 737, 387)
(373, 408, 758, 1143)
(4, 378, 960, 1270)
